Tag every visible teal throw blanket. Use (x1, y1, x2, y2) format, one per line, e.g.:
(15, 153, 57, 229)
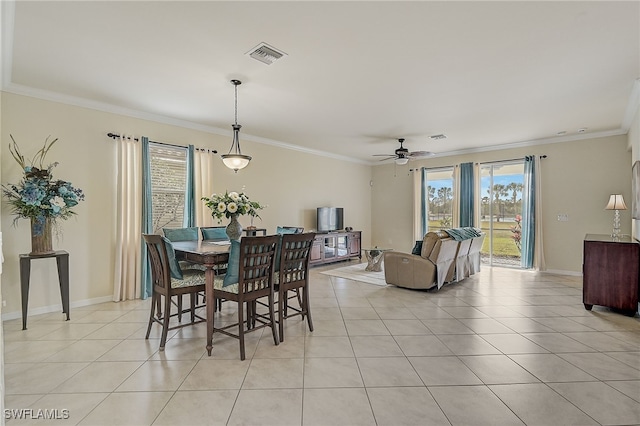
(445, 227, 481, 241)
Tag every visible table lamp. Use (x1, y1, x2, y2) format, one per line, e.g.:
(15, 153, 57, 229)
(605, 194, 627, 237)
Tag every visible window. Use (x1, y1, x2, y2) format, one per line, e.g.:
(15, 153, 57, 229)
(480, 161, 525, 267)
(423, 167, 455, 233)
(149, 142, 188, 233)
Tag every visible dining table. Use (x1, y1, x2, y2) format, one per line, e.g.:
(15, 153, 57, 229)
(172, 240, 230, 356)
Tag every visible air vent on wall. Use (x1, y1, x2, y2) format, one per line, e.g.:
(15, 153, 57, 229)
(246, 42, 287, 65)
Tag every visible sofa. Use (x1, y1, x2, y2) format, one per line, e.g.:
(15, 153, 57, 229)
(384, 228, 485, 290)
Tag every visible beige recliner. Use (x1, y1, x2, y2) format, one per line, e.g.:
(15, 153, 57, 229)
(384, 231, 461, 290)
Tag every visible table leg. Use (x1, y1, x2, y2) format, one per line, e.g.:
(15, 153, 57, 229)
(19, 257, 31, 330)
(372, 254, 384, 272)
(205, 265, 216, 356)
(56, 253, 70, 320)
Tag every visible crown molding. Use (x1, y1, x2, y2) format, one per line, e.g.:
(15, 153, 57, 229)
(370, 128, 628, 166)
(3, 81, 631, 168)
(3, 82, 369, 165)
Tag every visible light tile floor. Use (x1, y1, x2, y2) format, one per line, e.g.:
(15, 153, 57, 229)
(3, 264, 640, 425)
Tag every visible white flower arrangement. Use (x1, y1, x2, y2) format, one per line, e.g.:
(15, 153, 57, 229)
(202, 190, 265, 222)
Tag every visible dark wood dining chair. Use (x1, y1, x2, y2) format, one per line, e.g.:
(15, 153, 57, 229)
(275, 232, 315, 342)
(163, 227, 213, 315)
(143, 234, 206, 350)
(210, 235, 280, 360)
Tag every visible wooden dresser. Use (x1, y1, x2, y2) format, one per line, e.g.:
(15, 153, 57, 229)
(582, 234, 639, 315)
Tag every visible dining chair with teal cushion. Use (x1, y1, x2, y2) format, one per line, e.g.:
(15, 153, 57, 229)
(274, 226, 301, 272)
(201, 226, 229, 241)
(210, 235, 280, 360)
(143, 234, 206, 351)
(162, 236, 183, 280)
(162, 227, 199, 242)
(162, 227, 205, 317)
(222, 239, 241, 287)
(275, 232, 315, 342)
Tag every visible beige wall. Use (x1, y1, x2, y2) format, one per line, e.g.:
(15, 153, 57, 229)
(0, 47, 5, 423)
(372, 135, 632, 274)
(0, 93, 372, 318)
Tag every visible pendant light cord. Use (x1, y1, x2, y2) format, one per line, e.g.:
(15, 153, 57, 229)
(234, 82, 238, 126)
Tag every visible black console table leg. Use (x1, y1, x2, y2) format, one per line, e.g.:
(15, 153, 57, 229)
(19, 257, 31, 330)
(56, 253, 70, 320)
(19, 250, 71, 329)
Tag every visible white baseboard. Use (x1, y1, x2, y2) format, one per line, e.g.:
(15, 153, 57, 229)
(544, 269, 582, 277)
(1, 295, 114, 322)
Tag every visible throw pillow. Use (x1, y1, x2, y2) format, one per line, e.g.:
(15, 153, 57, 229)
(163, 227, 198, 242)
(223, 239, 241, 287)
(276, 226, 298, 235)
(201, 227, 228, 241)
(411, 240, 423, 255)
(161, 237, 183, 280)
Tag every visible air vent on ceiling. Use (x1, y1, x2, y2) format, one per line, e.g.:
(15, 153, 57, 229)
(430, 134, 447, 140)
(246, 42, 287, 65)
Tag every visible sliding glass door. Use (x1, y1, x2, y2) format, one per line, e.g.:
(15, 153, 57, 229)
(480, 161, 525, 267)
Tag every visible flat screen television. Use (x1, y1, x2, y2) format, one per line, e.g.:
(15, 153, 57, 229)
(317, 207, 344, 232)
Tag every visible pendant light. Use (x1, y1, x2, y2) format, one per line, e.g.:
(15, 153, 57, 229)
(221, 79, 251, 172)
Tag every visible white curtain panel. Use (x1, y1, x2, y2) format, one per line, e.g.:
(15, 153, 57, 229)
(195, 149, 216, 227)
(113, 135, 142, 301)
(474, 163, 481, 227)
(534, 155, 546, 270)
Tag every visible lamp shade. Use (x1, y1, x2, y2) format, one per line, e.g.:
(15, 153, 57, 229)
(605, 194, 627, 210)
(395, 157, 409, 165)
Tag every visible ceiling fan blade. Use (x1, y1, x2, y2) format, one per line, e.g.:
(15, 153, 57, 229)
(372, 154, 396, 157)
(409, 151, 435, 158)
(378, 156, 395, 162)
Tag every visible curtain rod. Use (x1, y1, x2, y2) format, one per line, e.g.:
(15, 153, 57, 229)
(409, 165, 455, 172)
(478, 155, 547, 165)
(409, 155, 547, 172)
(106, 133, 217, 154)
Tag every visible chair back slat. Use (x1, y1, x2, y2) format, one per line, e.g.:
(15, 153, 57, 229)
(143, 234, 171, 292)
(279, 233, 315, 285)
(238, 235, 279, 295)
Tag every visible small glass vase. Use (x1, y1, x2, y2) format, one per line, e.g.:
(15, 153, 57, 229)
(226, 214, 243, 241)
(30, 217, 54, 256)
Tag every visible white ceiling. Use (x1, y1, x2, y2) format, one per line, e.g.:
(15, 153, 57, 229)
(3, 1, 639, 163)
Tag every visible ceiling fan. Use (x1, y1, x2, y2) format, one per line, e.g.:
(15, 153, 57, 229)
(373, 138, 434, 165)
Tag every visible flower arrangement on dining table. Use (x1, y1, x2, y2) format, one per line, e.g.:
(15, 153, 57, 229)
(2, 135, 85, 235)
(202, 190, 265, 223)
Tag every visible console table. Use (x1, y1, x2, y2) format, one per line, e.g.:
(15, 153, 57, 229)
(583, 234, 639, 315)
(310, 231, 361, 266)
(19, 250, 70, 330)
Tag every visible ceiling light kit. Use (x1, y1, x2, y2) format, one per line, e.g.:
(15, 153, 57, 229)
(373, 138, 434, 165)
(221, 79, 252, 173)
